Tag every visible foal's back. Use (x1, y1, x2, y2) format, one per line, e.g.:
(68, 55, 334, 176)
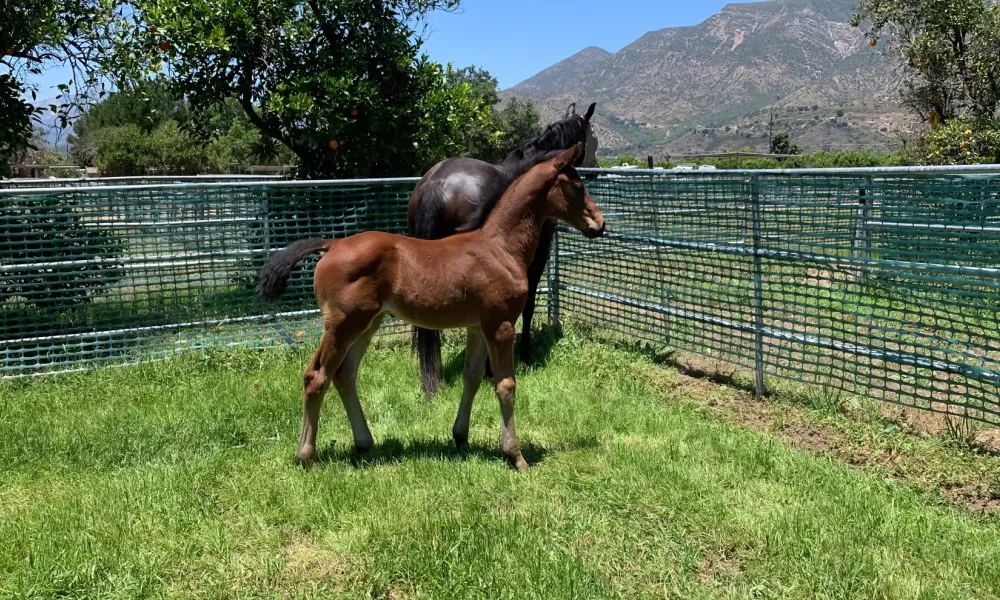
(312, 228, 523, 331)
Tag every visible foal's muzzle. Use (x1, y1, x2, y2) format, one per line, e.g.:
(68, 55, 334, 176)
(584, 222, 606, 239)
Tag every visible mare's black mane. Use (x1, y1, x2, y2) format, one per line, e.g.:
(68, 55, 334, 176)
(502, 115, 588, 168)
(452, 115, 588, 229)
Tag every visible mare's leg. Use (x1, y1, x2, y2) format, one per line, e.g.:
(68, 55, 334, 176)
(485, 320, 529, 471)
(452, 327, 488, 455)
(332, 316, 383, 454)
(519, 219, 556, 365)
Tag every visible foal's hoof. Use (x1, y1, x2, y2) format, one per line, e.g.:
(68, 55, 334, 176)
(355, 442, 372, 455)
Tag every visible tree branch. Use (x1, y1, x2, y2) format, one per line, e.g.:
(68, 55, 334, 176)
(305, 0, 342, 48)
(237, 60, 310, 164)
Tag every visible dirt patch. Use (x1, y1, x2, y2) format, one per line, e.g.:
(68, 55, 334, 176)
(697, 547, 743, 587)
(279, 537, 354, 591)
(650, 357, 1000, 516)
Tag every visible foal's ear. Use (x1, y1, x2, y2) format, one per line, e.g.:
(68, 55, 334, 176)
(583, 102, 596, 121)
(553, 143, 583, 172)
(565, 103, 577, 118)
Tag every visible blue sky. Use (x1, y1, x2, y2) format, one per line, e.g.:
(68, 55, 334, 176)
(26, 0, 735, 100)
(422, 0, 734, 89)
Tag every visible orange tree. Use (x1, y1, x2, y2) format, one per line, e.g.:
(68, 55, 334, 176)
(115, 0, 488, 178)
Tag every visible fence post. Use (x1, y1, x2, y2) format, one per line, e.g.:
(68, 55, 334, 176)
(547, 227, 561, 330)
(750, 176, 766, 399)
(853, 180, 872, 283)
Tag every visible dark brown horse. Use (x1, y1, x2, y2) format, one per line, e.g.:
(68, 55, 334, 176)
(408, 102, 598, 397)
(256, 144, 604, 471)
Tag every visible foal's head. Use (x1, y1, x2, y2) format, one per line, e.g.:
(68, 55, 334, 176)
(545, 144, 605, 239)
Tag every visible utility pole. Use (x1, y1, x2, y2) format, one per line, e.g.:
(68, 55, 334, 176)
(767, 110, 774, 151)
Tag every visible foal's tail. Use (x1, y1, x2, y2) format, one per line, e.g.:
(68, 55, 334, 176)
(256, 238, 331, 303)
(410, 183, 448, 399)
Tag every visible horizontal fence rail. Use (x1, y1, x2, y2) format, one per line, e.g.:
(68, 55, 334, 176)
(2, 167, 999, 426)
(0, 174, 285, 190)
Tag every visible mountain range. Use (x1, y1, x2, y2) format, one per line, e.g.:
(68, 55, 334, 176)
(502, 0, 919, 158)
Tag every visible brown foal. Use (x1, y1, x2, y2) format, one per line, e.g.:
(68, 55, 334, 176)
(256, 144, 605, 470)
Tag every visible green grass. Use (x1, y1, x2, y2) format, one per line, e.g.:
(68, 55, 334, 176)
(1, 337, 999, 599)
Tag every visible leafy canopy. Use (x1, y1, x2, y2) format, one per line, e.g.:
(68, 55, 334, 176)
(114, 0, 485, 177)
(853, 0, 1000, 125)
(0, 0, 122, 176)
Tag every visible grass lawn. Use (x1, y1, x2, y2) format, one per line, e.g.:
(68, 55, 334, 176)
(1, 335, 999, 599)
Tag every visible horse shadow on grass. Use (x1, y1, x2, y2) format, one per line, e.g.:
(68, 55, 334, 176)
(440, 323, 563, 387)
(312, 433, 601, 470)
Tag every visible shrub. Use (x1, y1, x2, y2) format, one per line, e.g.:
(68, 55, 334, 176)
(921, 117, 1000, 165)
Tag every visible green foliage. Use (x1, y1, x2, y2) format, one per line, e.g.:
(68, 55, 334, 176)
(769, 131, 801, 155)
(445, 66, 546, 164)
(0, 0, 123, 175)
(409, 63, 493, 170)
(95, 120, 229, 176)
(466, 96, 543, 164)
(921, 117, 1000, 165)
(74, 87, 296, 173)
(854, 0, 1000, 125)
(115, 0, 471, 178)
(0, 75, 35, 178)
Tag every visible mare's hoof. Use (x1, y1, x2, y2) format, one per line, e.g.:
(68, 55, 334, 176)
(453, 435, 470, 459)
(355, 443, 372, 455)
(510, 454, 530, 472)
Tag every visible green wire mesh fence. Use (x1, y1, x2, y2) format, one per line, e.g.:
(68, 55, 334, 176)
(2, 169, 999, 425)
(1, 179, 417, 378)
(557, 169, 1000, 424)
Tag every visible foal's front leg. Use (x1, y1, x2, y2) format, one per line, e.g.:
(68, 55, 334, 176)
(453, 328, 488, 456)
(485, 321, 529, 471)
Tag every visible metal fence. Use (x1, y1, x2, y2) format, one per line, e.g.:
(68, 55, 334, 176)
(0, 174, 284, 190)
(1, 178, 417, 377)
(2, 168, 999, 424)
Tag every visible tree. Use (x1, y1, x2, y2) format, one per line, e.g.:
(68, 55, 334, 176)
(68, 80, 189, 167)
(115, 0, 485, 178)
(853, 0, 1000, 126)
(770, 131, 801, 155)
(439, 67, 543, 164)
(0, 0, 122, 176)
(491, 98, 543, 157)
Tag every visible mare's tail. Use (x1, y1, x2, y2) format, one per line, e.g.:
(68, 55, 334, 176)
(410, 183, 448, 398)
(257, 238, 331, 303)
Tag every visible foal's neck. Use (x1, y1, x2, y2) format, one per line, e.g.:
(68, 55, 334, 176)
(481, 175, 550, 267)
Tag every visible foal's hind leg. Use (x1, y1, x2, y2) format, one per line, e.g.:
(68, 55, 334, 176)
(485, 320, 529, 471)
(333, 316, 383, 454)
(298, 334, 347, 464)
(452, 327, 488, 456)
